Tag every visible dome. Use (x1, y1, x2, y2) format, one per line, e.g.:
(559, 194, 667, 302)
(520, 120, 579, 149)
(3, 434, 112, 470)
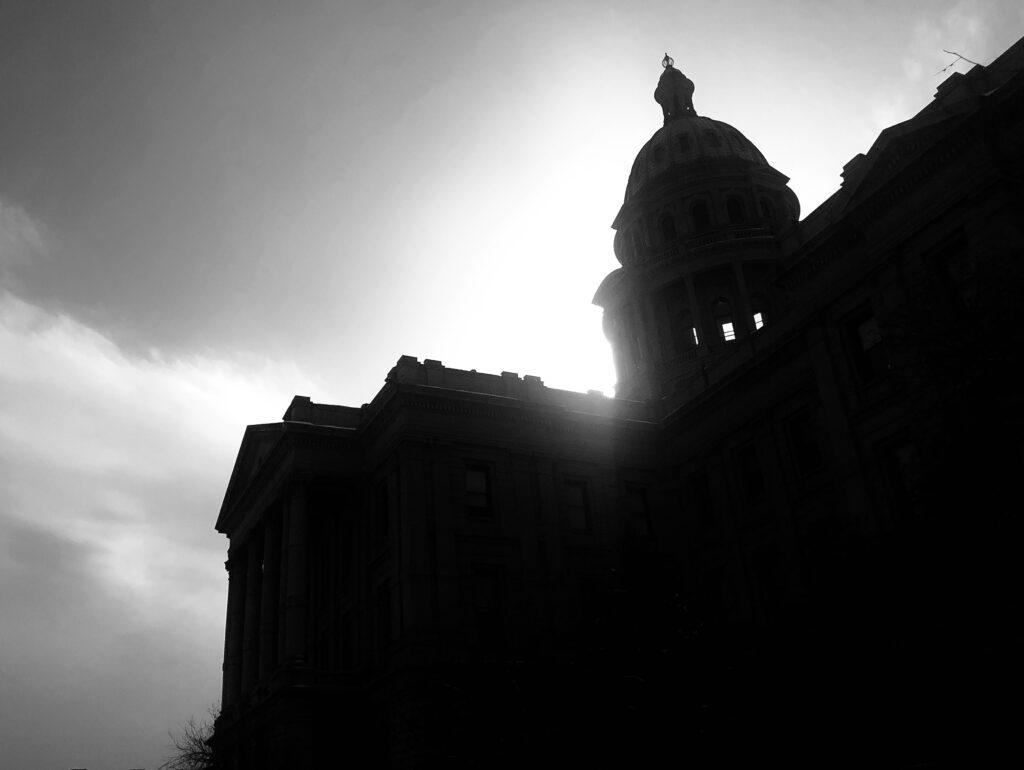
(623, 116, 768, 202)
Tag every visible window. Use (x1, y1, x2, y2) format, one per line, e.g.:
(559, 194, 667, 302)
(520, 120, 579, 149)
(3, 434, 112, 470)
(877, 437, 920, 524)
(759, 196, 776, 226)
(660, 214, 677, 242)
(712, 298, 733, 343)
(678, 134, 691, 153)
(751, 294, 769, 331)
(465, 465, 492, 515)
(726, 196, 746, 223)
(563, 480, 590, 530)
(846, 308, 888, 382)
(691, 200, 711, 232)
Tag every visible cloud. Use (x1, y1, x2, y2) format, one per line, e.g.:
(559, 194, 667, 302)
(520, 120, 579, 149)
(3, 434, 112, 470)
(872, 0, 997, 132)
(0, 287, 321, 769)
(0, 200, 47, 282)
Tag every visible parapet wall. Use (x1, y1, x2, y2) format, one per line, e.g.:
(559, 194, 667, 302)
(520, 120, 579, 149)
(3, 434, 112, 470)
(282, 356, 651, 428)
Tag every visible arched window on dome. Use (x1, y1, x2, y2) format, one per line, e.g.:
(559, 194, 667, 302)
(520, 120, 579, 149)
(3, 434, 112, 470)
(677, 134, 691, 154)
(691, 201, 711, 233)
(712, 298, 736, 342)
(726, 196, 746, 224)
(759, 196, 776, 227)
(751, 293, 769, 331)
(660, 214, 677, 243)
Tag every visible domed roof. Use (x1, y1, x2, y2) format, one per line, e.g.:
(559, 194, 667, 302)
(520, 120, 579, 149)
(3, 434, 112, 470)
(623, 116, 768, 202)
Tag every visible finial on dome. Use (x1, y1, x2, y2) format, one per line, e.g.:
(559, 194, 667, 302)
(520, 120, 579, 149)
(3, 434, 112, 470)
(654, 54, 696, 123)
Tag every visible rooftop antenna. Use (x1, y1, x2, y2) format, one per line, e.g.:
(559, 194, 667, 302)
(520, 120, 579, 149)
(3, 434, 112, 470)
(935, 49, 983, 75)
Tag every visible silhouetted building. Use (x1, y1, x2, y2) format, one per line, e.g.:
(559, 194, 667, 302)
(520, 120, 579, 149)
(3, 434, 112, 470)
(211, 40, 1024, 768)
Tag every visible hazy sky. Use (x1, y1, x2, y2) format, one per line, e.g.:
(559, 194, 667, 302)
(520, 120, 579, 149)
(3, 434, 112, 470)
(1, 1, 1021, 767)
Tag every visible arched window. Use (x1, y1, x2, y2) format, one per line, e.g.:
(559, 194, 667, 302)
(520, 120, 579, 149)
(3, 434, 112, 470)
(726, 196, 746, 223)
(691, 201, 711, 232)
(759, 196, 776, 226)
(678, 134, 691, 154)
(751, 293, 769, 331)
(712, 298, 736, 342)
(660, 214, 677, 243)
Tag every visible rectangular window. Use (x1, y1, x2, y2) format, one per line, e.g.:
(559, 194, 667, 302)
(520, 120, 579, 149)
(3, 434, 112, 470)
(721, 321, 736, 341)
(753, 312, 764, 330)
(465, 465, 492, 515)
(563, 480, 590, 530)
(846, 307, 888, 382)
(877, 437, 920, 524)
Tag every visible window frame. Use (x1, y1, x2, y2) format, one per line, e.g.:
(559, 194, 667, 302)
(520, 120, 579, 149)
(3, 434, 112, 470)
(464, 463, 494, 517)
(561, 478, 592, 532)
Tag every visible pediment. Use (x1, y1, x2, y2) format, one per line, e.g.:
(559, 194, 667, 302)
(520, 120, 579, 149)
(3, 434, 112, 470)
(215, 423, 286, 533)
(843, 111, 963, 204)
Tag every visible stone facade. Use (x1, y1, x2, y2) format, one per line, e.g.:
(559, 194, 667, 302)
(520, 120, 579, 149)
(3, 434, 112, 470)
(212, 39, 1024, 768)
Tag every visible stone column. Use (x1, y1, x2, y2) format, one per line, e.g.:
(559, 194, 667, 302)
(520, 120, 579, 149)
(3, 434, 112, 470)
(684, 274, 708, 348)
(732, 261, 755, 336)
(284, 481, 310, 663)
(259, 511, 282, 683)
(221, 551, 246, 709)
(241, 531, 263, 696)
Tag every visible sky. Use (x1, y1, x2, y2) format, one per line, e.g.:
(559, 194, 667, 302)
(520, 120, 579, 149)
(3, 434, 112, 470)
(1, 1, 1021, 767)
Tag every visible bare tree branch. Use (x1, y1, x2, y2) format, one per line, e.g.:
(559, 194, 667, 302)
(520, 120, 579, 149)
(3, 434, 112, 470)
(158, 706, 218, 770)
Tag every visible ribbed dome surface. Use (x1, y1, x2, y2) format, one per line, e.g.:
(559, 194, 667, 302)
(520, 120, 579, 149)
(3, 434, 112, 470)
(624, 116, 768, 201)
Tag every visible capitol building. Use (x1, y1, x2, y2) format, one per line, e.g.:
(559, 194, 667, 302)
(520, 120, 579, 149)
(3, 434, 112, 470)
(211, 39, 1024, 768)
